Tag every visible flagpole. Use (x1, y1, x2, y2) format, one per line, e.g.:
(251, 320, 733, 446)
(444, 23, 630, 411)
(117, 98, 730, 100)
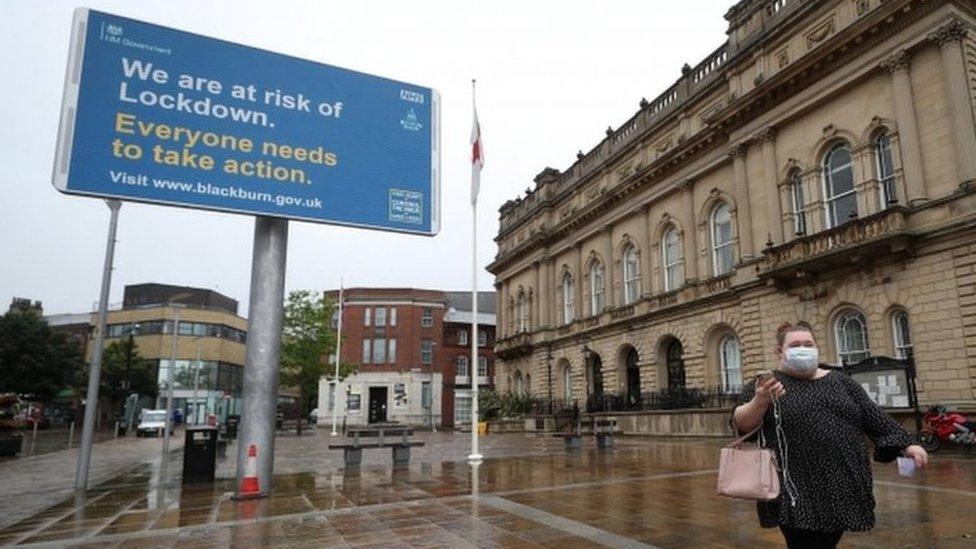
(330, 279, 343, 436)
(468, 79, 483, 463)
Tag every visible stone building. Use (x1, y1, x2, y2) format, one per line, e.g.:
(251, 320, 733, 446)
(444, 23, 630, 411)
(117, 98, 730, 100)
(489, 0, 976, 422)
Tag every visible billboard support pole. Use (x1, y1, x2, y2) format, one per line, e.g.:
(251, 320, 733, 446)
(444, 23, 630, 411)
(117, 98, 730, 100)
(235, 216, 288, 499)
(75, 199, 121, 491)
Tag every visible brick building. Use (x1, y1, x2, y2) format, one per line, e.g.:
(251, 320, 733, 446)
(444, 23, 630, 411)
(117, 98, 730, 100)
(489, 0, 976, 432)
(318, 288, 495, 429)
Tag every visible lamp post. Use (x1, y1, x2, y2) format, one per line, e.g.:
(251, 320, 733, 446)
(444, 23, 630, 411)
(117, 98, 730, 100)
(192, 343, 202, 425)
(161, 292, 193, 482)
(120, 323, 141, 432)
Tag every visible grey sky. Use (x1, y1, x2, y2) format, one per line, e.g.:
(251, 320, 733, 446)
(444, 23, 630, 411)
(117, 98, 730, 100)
(0, 0, 729, 315)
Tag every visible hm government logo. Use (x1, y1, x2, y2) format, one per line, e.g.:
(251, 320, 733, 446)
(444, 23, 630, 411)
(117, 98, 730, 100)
(400, 109, 423, 132)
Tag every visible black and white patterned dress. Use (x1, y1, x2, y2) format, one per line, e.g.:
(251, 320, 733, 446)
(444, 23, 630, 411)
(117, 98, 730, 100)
(734, 370, 915, 532)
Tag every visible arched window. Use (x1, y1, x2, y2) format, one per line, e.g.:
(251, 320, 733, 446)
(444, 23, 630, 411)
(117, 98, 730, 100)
(562, 272, 574, 323)
(823, 143, 858, 228)
(525, 374, 532, 394)
(835, 309, 870, 365)
(478, 356, 488, 378)
(711, 203, 734, 276)
(666, 339, 686, 389)
(590, 261, 605, 315)
(513, 371, 523, 394)
(517, 291, 528, 333)
(662, 227, 684, 292)
(456, 355, 469, 378)
(790, 169, 807, 236)
(875, 132, 897, 206)
(623, 245, 641, 305)
(891, 310, 912, 359)
(457, 329, 468, 346)
(719, 335, 742, 393)
(563, 364, 572, 402)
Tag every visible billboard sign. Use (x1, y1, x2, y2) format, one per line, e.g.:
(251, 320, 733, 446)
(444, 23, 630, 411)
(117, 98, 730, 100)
(54, 9, 440, 235)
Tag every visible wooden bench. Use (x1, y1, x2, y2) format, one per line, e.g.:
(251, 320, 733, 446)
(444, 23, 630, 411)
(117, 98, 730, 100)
(554, 418, 618, 450)
(328, 426, 425, 467)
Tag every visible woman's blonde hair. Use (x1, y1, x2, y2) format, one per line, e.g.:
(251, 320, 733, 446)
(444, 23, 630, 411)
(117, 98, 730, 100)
(775, 321, 816, 349)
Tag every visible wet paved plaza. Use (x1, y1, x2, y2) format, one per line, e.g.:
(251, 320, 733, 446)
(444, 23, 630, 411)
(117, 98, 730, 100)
(0, 431, 974, 548)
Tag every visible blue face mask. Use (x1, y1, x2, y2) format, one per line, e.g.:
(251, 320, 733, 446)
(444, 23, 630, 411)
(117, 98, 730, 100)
(784, 347, 819, 373)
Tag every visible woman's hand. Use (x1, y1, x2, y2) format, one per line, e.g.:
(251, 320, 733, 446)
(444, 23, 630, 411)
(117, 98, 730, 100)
(753, 377, 785, 407)
(904, 445, 928, 468)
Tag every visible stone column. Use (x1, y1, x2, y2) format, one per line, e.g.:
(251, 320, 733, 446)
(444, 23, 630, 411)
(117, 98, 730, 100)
(759, 128, 784, 246)
(533, 261, 541, 331)
(929, 19, 976, 186)
(603, 224, 615, 308)
(641, 204, 654, 294)
(494, 281, 504, 338)
(575, 241, 584, 316)
(680, 181, 699, 281)
(730, 144, 755, 259)
(881, 50, 928, 205)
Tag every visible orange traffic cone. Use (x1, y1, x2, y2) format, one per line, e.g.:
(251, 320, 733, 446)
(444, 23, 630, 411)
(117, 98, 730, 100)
(239, 444, 260, 497)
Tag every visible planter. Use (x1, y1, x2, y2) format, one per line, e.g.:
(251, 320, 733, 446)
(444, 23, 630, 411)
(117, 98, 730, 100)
(0, 434, 23, 457)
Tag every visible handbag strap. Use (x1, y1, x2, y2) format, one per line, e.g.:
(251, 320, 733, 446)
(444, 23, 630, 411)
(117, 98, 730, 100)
(727, 416, 767, 449)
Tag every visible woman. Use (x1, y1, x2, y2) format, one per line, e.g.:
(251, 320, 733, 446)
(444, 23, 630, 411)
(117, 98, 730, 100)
(732, 322, 928, 548)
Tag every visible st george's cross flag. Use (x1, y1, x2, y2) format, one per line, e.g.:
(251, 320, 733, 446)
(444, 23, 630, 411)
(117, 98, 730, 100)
(471, 101, 483, 205)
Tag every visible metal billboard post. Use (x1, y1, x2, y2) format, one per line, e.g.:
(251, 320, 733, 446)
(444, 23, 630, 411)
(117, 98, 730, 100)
(235, 216, 288, 499)
(75, 199, 120, 491)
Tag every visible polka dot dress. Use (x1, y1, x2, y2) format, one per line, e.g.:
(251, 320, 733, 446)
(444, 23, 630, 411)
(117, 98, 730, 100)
(734, 370, 915, 532)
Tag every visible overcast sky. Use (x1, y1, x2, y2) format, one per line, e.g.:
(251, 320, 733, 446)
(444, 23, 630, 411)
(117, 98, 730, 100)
(0, 0, 730, 316)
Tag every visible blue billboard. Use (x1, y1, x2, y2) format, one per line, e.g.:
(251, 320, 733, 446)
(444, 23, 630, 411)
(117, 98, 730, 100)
(54, 9, 439, 235)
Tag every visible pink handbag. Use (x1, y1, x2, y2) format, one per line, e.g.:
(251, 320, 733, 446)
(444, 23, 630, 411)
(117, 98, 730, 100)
(716, 424, 780, 501)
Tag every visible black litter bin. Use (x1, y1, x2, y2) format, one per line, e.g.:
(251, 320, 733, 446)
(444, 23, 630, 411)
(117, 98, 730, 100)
(226, 415, 240, 439)
(182, 426, 218, 483)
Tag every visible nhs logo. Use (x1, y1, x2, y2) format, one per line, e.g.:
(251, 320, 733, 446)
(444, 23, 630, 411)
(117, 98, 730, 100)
(400, 90, 424, 104)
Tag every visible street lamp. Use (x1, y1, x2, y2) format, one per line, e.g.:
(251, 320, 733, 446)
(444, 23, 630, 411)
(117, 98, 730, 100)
(120, 322, 141, 432)
(161, 291, 193, 482)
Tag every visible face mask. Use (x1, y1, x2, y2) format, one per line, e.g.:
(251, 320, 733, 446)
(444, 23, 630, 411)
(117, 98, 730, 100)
(784, 347, 819, 373)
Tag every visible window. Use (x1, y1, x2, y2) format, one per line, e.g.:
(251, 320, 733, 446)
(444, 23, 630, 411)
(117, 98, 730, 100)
(375, 307, 387, 327)
(362, 339, 372, 364)
(421, 339, 433, 364)
(875, 132, 897, 206)
(590, 262, 605, 315)
(372, 338, 386, 363)
(711, 203, 734, 276)
(623, 246, 640, 305)
(790, 170, 807, 236)
(390, 307, 397, 326)
(331, 310, 339, 329)
(835, 310, 870, 365)
(327, 352, 336, 365)
(517, 292, 529, 332)
(457, 329, 468, 346)
(454, 390, 472, 423)
(719, 335, 742, 393)
(514, 371, 524, 394)
(456, 355, 469, 378)
(421, 308, 433, 327)
(892, 310, 912, 359)
(421, 381, 432, 408)
(388, 339, 397, 363)
(478, 356, 488, 378)
(562, 272, 575, 323)
(663, 227, 684, 291)
(563, 366, 572, 402)
(823, 144, 858, 228)
(364, 308, 371, 326)
(327, 382, 336, 411)
(478, 330, 487, 347)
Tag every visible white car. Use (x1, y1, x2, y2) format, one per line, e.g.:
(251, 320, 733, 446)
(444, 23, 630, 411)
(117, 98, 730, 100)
(136, 409, 170, 437)
(309, 408, 320, 424)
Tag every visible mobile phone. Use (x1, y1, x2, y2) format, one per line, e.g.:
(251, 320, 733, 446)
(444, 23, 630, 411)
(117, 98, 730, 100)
(756, 370, 775, 384)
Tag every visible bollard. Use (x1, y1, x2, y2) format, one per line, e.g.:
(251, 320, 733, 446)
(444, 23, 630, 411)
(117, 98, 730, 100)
(114, 421, 119, 439)
(68, 422, 75, 449)
(31, 422, 38, 455)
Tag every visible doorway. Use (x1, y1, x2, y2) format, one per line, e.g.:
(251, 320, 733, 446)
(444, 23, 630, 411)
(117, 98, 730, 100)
(368, 387, 388, 424)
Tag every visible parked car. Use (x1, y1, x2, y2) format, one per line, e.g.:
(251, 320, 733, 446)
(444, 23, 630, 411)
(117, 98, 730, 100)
(136, 409, 171, 437)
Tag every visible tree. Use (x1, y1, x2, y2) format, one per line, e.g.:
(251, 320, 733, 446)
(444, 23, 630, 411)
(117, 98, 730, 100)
(0, 310, 83, 400)
(98, 337, 158, 418)
(279, 291, 356, 427)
